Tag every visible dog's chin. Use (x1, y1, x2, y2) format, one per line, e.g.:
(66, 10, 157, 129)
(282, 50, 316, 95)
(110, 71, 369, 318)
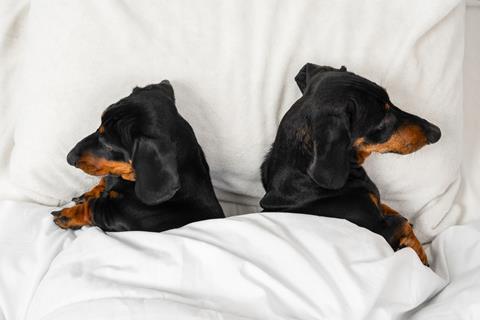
(120, 172, 136, 181)
(77, 167, 136, 182)
(75, 161, 102, 175)
(75, 157, 136, 181)
(388, 142, 429, 155)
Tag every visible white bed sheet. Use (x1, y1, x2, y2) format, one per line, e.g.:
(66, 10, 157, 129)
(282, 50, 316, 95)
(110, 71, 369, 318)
(455, 2, 480, 224)
(1, 200, 480, 320)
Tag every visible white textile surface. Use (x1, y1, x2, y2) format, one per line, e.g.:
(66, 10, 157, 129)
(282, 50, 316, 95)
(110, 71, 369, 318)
(1, 201, 479, 320)
(455, 2, 480, 225)
(1, 2, 478, 319)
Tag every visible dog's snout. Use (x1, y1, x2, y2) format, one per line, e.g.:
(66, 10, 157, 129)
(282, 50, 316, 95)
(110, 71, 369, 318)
(67, 150, 79, 166)
(425, 124, 441, 144)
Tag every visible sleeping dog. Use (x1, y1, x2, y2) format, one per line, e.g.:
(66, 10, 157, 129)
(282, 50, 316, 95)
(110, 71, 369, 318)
(260, 63, 441, 265)
(51, 80, 224, 232)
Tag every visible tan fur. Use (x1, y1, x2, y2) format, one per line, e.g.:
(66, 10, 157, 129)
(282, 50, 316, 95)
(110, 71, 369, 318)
(80, 177, 106, 201)
(77, 154, 135, 181)
(53, 202, 92, 229)
(368, 193, 380, 208)
(381, 203, 428, 265)
(353, 124, 428, 164)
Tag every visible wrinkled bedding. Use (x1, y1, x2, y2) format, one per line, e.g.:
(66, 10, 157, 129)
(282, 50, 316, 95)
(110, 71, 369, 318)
(0, 201, 479, 320)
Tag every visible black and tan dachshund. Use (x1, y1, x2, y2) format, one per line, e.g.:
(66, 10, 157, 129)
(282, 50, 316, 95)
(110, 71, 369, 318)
(52, 80, 224, 232)
(260, 63, 441, 265)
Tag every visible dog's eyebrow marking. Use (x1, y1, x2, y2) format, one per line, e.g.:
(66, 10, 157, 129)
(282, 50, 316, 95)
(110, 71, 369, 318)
(98, 126, 105, 135)
(385, 103, 391, 110)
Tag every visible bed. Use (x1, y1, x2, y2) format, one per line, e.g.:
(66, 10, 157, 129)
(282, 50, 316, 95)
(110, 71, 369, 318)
(1, 1, 479, 319)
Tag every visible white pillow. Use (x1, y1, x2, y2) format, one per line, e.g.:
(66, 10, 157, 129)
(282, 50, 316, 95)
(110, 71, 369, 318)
(454, 4, 480, 225)
(7, 0, 464, 241)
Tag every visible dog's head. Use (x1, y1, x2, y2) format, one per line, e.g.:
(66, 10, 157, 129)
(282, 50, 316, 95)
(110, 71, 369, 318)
(289, 63, 441, 190)
(67, 80, 181, 205)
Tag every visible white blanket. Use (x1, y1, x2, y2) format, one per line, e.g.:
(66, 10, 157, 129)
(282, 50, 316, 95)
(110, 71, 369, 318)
(1, 200, 480, 320)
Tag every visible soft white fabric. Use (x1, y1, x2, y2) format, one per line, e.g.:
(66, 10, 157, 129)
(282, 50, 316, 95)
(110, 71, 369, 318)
(0, 0, 31, 202)
(455, 4, 480, 224)
(2, 0, 464, 241)
(0, 202, 438, 319)
(0, 3, 477, 320)
(1, 200, 480, 320)
(410, 222, 480, 319)
(0, 201, 75, 320)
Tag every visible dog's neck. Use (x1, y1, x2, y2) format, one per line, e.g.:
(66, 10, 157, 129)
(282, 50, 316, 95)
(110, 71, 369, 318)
(104, 171, 221, 213)
(261, 158, 379, 212)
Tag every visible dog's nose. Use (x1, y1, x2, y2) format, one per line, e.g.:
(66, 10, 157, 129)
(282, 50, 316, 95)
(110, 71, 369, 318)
(67, 150, 79, 166)
(425, 124, 441, 144)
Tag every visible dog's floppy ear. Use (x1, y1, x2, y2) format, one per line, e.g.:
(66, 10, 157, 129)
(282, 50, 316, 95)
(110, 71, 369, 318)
(307, 113, 351, 189)
(295, 63, 319, 94)
(132, 136, 180, 205)
(132, 80, 175, 102)
(295, 63, 348, 94)
(157, 80, 175, 102)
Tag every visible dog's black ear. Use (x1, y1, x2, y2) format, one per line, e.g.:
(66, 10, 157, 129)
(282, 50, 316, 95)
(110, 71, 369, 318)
(132, 136, 180, 205)
(307, 114, 351, 189)
(295, 63, 348, 93)
(295, 63, 319, 94)
(158, 80, 175, 102)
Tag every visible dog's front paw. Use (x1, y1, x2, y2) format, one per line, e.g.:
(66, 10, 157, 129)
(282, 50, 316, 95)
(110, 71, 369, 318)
(397, 223, 429, 266)
(72, 179, 107, 204)
(51, 202, 93, 230)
